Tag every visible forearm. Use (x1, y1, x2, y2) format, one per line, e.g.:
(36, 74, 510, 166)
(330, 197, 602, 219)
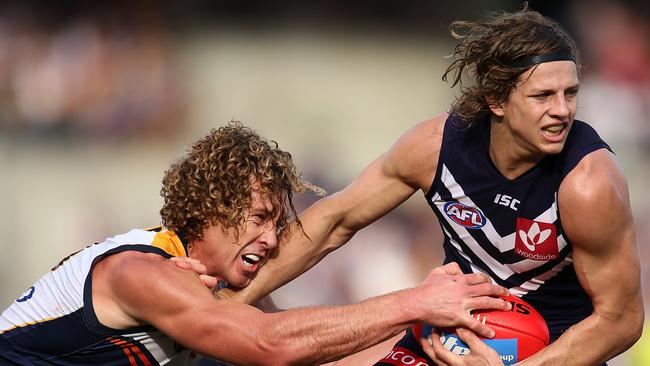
(252, 262, 509, 365)
(259, 288, 418, 365)
(167, 263, 509, 365)
(518, 304, 644, 365)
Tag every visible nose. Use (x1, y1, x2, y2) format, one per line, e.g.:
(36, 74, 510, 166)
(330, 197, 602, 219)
(549, 93, 571, 119)
(259, 223, 279, 250)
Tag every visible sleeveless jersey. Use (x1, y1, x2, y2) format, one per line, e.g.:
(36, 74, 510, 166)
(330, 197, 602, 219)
(0, 227, 192, 365)
(425, 115, 612, 340)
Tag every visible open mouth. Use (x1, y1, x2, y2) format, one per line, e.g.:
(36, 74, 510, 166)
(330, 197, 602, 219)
(241, 254, 262, 268)
(541, 124, 565, 137)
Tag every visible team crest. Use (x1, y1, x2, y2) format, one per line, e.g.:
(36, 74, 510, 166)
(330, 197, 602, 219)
(515, 218, 558, 261)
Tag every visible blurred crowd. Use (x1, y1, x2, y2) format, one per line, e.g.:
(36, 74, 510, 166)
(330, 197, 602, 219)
(1, 1, 649, 365)
(0, 5, 186, 142)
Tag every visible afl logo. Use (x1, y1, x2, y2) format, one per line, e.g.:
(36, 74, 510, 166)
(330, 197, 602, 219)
(444, 202, 486, 229)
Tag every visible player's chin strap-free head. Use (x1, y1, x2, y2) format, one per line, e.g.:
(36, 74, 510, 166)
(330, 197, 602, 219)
(508, 52, 576, 69)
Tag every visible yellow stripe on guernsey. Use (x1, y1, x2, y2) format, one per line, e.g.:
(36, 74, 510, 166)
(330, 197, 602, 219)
(150, 228, 187, 257)
(0, 316, 60, 335)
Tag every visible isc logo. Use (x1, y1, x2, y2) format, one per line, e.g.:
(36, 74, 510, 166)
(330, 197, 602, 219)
(494, 194, 520, 211)
(444, 202, 486, 229)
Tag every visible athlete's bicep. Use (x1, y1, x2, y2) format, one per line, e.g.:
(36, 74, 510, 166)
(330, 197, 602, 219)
(559, 149, 643, 327)
(325, 115, 445, 240)
(99, 251, 268, 360)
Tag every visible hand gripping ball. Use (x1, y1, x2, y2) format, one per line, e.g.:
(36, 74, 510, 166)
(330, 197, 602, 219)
(413, 294, 549, 365)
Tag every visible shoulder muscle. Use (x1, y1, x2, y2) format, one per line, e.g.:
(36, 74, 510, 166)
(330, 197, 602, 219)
(385, 113, 447, 191)
(559, 148, 633, 254)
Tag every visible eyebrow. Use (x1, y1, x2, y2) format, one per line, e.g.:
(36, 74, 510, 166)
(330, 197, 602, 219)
(528, 83, 580, 94)
(250, 203, 275, 216)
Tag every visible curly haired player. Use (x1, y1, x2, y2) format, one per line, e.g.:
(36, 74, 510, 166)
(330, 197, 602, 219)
(0, 122, 509, 365)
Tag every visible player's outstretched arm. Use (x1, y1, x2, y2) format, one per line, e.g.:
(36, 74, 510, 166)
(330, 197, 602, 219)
(518, 149, 644, 365)
(221, 115, 447, 305)
(96, 252, 508, 366)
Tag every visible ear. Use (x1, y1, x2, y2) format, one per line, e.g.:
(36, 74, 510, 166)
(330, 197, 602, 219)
(187, 242, 194, 256)
(486, 96, 505, 117)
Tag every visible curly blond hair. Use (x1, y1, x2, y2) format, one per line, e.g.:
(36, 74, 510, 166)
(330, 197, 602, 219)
(443, 8, 582, 127)
(160, 121, 323, 242)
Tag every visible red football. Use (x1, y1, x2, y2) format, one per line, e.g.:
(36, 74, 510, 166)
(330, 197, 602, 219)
(413, 294, 549, 364)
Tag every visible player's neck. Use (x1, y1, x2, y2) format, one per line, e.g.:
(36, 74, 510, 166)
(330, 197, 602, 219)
(489, 120, 544, 180)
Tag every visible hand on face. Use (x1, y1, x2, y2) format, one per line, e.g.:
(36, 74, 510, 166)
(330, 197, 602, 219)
(414, 262, 511, 339)
(170, 256, 218, 291)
